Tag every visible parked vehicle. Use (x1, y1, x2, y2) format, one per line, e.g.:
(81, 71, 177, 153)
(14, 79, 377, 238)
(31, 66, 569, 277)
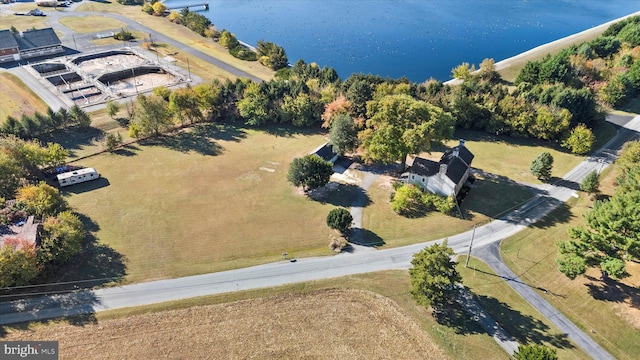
(57, 168, 100, 187)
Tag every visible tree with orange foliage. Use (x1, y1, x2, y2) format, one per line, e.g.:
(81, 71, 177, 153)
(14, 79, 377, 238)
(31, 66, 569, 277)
(0, 237, 39, 287)
(321, 95, 352, 128)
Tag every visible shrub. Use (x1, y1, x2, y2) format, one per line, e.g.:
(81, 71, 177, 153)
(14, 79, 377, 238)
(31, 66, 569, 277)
(114, 29, 134, 41)
(229, 45, 257, 61)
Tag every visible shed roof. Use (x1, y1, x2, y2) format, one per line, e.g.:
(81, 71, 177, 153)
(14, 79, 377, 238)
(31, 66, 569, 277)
(14, 28, 61, 51)
(0, 29, 19, 51)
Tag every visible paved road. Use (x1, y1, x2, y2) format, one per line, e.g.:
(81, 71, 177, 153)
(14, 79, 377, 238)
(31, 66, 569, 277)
(1, 116, 638, 360)
(475, 243, 615, 359)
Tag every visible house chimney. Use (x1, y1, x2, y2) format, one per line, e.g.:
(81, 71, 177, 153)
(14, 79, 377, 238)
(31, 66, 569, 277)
(439, 163, 448, 175)
(459, 139, 465, 147)
(452, 148, 459, 158)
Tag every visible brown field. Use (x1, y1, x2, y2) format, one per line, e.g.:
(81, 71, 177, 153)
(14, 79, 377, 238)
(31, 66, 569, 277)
(3, 289, 447, 360)
(0, 73, 49, 121)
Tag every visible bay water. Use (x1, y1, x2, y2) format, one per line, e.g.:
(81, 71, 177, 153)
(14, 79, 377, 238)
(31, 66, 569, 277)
(165, 0, 640, 82)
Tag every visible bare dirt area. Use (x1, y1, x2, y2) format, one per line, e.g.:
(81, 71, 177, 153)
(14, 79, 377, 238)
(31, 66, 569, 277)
(3, 289, 446, 359)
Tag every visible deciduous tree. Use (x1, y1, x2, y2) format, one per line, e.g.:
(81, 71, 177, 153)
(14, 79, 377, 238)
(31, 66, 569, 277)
(17, 182, 68, 219)
(130, 94, 173, 137)
(409, 240, 461, 309)
(360, 94, 454, 170)
(38, 211, 85, 269)
(237, 82, 270, 126)
(170, 86, 203, 126)
(287, 154, 333, 192)
(562, 124, 595, 155)
(106, 100, 120, 119)
(0, 238, 39, 288)
(219, 30, 239, 49)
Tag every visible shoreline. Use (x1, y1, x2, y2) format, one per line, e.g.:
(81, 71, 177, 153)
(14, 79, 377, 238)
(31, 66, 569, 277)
(446, 10, 640, 84)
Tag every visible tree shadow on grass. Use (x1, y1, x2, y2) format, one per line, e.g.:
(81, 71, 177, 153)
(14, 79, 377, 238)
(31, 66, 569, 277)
(257, 123, 324, 138)
(308, 182, 371, 208)
(141, 123, 247, 156)
(525, 201, 574, 230)
(348, 228, 385, 247)
(584, 276, 640, 310)
(432, 302, 486, 335)
(112, 144, 140, 157)
(472, 294, 574, 349)
(462, 170, 540, 219)
(143, 132, 223, 156)
(39, 127, 104, 158)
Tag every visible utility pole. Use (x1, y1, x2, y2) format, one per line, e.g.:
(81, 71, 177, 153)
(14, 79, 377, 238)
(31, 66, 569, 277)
(465, 225, 476, 268)
(186, 57, 192, 82)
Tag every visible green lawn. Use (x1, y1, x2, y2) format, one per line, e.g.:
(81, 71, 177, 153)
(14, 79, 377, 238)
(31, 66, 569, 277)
(58, 15, 126, 33)
(458, 256, 590, 360)
(500, 167, 640, 360)
(443, 130, 586, 184)
(65, 125, 336, 282)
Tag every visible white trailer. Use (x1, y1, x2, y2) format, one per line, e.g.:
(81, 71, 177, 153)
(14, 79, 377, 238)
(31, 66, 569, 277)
(57, 168, 100, 187)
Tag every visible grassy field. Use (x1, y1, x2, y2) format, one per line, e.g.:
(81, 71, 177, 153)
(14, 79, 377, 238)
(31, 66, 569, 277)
(0, 73, 49, 122)
(459, 256, 590, 359)
(500, 166, 640, 360)
(75, 2, 275, 82)
(1, 271, 509, 360)
(58, 15, 126, 33)
(64, 125, 338, 282)
(0, 12, 49, 32)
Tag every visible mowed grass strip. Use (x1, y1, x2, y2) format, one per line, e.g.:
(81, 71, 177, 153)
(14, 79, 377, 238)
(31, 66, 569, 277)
(65, 126, 334, 282)
(58, 15, 126, 33)
(458, 256, 590, 360)
(2, 271, 508, 360)
(0, 73, 49, 121)
(500, 166, 640, 360)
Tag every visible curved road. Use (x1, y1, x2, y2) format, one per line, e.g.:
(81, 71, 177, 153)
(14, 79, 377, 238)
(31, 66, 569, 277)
(1, 115, 638, 359)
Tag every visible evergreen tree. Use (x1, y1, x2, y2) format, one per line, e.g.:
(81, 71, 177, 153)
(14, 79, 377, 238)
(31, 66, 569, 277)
(530, 152, 554, 181)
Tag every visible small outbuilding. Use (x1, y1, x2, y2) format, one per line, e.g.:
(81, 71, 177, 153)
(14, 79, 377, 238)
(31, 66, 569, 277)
(402, 139, 474, 197)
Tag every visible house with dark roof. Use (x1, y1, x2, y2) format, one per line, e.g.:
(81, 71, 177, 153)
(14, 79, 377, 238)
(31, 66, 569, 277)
(0, 28, 63, 63)
(0, 30, 20, 63)
(402, 139, 474, 197)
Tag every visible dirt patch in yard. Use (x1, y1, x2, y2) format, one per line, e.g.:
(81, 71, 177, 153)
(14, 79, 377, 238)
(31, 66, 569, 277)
(3, 289, 445, 359)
